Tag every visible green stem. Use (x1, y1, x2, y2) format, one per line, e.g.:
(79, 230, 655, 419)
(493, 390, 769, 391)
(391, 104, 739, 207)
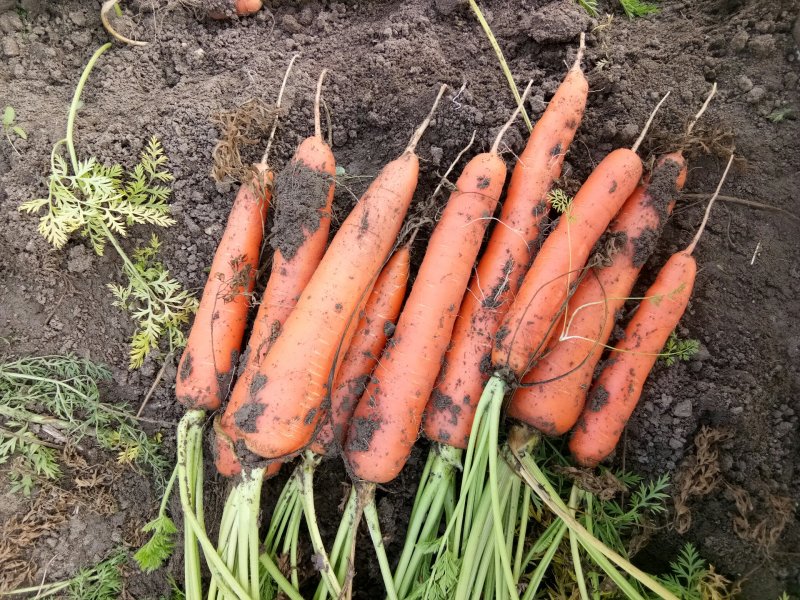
(299, 452, 342, 598)
(520, 521, 568, 600)
(259, 554, 305, 600)
(513, 484, 530, 581)
(585, 491, 602, 600)
(65, 43, 112, 172)
(569, 484, 591, 600)
(363, 495, 399, 600)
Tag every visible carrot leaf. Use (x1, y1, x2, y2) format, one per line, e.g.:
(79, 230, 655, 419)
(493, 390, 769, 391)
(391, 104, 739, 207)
(618, 0, 659, 18)
(661, 332, 700, 366)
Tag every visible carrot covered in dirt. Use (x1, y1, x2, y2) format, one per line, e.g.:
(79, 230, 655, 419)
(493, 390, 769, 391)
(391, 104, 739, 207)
(234, 85, 447, 460)
(214, 69, 336, 478)
(509, 85, 717, 437)
(425, 37, 588, 450)
(569, 154, 734, 467)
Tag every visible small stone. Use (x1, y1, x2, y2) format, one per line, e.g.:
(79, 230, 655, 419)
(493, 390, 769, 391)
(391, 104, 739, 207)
(69, 11, 86, 26)
(3, 36, 19, 57)
(668, 438, 684, 450)
(748, 34, 776, 58)
(731, 405, 744, 415)
(737, 75, 754, 93)
(730, 30, 749, 53)
(281, 14, 303, 34)
(746, 86, 766, 103)
(0, 13, 24, 33)
(429, 146, 443, 166)
(673, 399, 693, 418)
(528, 94, 546, 115)
(67, 245, 94, 274)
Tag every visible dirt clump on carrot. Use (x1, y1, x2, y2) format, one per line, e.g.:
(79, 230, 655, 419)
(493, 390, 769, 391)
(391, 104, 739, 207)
(347, 416, 381, 452)
(270, 161, 333, 259)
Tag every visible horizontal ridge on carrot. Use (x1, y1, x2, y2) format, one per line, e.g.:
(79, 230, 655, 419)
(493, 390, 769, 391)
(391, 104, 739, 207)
(570, 153, 735, 467)
(215, 69, 336, 476)
(235, 85, 448, 460)
(425, 37, 588, 449)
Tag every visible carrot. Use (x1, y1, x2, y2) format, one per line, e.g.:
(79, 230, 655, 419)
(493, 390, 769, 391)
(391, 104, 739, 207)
(508, 152, 687, 435)
(569, 154, 734, 467)
(209, 0, 262, 19)
(235, 85, 448, 459)
(344, 142, 508, 485)
(424, 37, 588, 449)
(310, 245, 410, 456)
(215, 70, 336, 477)
(491, 93, 672, 379)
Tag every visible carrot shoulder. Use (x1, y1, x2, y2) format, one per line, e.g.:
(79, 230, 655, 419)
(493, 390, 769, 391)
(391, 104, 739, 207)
(345, 152, 507, 484)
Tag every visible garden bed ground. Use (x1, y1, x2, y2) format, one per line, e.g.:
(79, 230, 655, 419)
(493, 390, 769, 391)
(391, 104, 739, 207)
(0, 0, 798, 598)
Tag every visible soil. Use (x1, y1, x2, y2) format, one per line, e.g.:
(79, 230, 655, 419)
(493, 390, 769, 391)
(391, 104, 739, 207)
(1, 0, 798, 598)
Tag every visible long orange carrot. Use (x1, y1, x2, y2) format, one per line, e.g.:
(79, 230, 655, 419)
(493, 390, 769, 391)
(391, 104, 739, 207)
(235, 86, 448, 459)
(508, 152, 687, 436)
(310, 246, 410, 456)
(569, 154, 734, 466)
(491, 90, 673, 379)
(424, 39, 588, 449)
(345, 147, 507, 484)
(175, 57, 299, 410)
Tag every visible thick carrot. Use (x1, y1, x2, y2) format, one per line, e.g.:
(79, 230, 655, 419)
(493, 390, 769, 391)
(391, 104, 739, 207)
(508, 152, 687, 436)
(310, 245, 410, 456)
(569, 155, 734, 466)
(209, 0, 262, 18)
(345, 151, 507, 484)
(424, 40, 588, 449)
(215, 70, 336, 477)
(235, 86, 448, 459)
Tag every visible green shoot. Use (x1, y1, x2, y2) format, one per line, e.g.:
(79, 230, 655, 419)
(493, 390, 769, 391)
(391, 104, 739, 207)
(0, 354, 168, 494)
(134, 466, 179, 572)
(18, 44, 196, 368)
(4, 549, 126, 599)
(2, 105, 27, 154)
(577, 0, 599, 17)
(661, 331, 700, 366)
(618, 0, 659, 18)
(659, 544, 712, 600)
(548, 189, 574, 215)
(768, 107, 795, 123)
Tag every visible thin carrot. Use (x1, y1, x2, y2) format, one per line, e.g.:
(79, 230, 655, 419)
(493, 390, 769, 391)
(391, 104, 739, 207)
(345, 140, 508, 485)
(236, 85, 448, 459)
(492, 93, 672, 379)
(425, 36, 588, 449)
(215, 70, 336, 476)
(310, 245, 410, 456)
(569, 154, 734, 466)
(175, 56, 298, 411)
(508, 152, 687, 435)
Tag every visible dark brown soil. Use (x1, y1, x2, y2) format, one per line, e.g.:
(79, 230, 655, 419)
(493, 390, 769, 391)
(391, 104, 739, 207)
(1, 0, 798, 598)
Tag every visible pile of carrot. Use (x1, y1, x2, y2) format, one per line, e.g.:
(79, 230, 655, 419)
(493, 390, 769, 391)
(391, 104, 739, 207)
(162, 34, 733, 600)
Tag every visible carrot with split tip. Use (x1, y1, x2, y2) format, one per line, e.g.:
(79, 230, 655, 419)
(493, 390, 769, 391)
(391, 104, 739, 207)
(311, 245, 410, 456)
(345, 131, 509, 486)
(214, 69, 336, 477)
(492, 91, 672, 378)
(175, 55, 298, 412)
(425, 36, 589, 449)
(569, 153, 735, 467)
(509, 84, 718, 436)
(236, 85, 448, 460)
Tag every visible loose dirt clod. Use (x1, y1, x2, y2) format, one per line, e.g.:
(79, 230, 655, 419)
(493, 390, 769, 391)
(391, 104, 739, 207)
(270, 160, 332, 260)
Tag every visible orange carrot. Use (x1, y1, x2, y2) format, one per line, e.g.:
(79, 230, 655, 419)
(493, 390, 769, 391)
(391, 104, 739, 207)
(215, 70, 336, 477)
(508, 152, 687, 436)
(209, 0, 262, 18)
(235, 86, 448, 460)
(175, 56, 297, 412)
(345, 149, 507, 484)
(569, 154, 734, 466)
(424, 40, 588, 449)
(310, 246, 410, 456)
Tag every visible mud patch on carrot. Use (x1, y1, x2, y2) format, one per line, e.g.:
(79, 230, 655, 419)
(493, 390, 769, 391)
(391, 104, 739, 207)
(483, 258, 514, 308)
(234, 439, 270, 469)
(644, 158, 683, 225)
(271, 160, 332, 260)
(632, 227, 660, 267)
(431, 389, 462, 425)
(249, 373, 268, 395)
(179, 351, 193, 382)
(383, 320, 396, 337)
(304, 407, 318, 425)
(479, 352, 493, 375)
(588, 385, 610, 412)
(234, 402, 265, 433)
(347, 416, 381, 452)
